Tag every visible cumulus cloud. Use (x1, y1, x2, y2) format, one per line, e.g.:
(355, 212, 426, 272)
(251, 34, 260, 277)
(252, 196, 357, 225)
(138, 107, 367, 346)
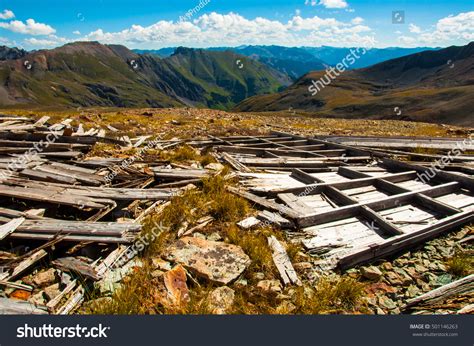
(408, 23, 421, 34)
(318, 0, 348, 9)
(0, 9, 14, 20)
(24, 35, 67, 46)
(398, 11, 474, 47)
(351, 17, 364, 25)
(73, 30, 81, 35)
(81, 12, 375, 48)
(0, 18, 55, 35)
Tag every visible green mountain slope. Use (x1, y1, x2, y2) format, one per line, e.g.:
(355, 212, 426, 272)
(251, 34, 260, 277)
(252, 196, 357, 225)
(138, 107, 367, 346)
(0, 42, 290, 109)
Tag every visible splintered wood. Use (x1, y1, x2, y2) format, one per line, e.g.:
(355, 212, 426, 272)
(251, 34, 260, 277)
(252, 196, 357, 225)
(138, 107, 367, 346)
(0, 114, 210, 315)
(268, 236, 301, 286)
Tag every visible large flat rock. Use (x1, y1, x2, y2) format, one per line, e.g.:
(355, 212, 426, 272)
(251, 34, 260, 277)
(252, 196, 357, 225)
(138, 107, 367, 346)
(163, 237, 250, 284)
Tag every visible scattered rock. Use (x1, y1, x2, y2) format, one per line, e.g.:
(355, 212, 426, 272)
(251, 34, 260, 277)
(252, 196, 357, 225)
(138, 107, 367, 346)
(257, 280, 282, 293)
(28, 291, 46, 306)
(207, 232, 223, 242)
(32, 268, 57, 287)
(276, 301, 297, 314)
(163, 237, 251, 284)
(378, 296, 397, 310)
(361, 266, 382, 280)
(252, 272, 265, 281)
(152, 258, 172, 271)
(162, 265, 190, 307)
(406, 285, 421, 298)
(151, 270, 165, 278)
(385, 272, 403, 286)
(234, 278, 248, 287)
(44, 283, 61, 300)
(9, 289, 31, 300)
(207, 286, 235, 314)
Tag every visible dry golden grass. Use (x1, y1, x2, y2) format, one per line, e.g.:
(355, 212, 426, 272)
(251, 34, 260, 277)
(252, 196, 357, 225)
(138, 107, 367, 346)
(0, 107, 465, 140)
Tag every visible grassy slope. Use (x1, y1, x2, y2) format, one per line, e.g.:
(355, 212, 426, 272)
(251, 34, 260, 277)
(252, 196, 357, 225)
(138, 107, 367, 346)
(234, 43, 474, 126)
(0, 42, 290, 111)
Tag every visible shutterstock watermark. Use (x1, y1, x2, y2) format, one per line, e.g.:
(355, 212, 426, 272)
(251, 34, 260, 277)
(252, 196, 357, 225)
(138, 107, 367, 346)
(0, 129, 60, 181)
(111, 219, 170, 269)
(417, 133, 474, 184)
(17, 323, 109, 338)
(308, 47, 370, 96)
(178, 0, 211, 23)
(105, 137, 163, 183)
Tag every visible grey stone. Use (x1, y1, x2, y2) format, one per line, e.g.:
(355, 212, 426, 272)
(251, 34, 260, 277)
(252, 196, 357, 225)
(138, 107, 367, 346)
(163, 237, 251, 285)
(360, 266, 383, 280)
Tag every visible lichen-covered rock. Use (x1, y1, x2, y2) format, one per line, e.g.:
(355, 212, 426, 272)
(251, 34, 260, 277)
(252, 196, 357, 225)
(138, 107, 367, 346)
(164, 237, 250, 284)
(207, 286, 235, 314)
(162, 265, 189, 306)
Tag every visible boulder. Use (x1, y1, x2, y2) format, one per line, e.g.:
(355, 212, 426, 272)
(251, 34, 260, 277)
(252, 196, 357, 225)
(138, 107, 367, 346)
(163, 237, 250, 284)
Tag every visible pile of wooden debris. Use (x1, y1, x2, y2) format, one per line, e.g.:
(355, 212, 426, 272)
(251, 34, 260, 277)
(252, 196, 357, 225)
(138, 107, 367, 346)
(0, 115, 214, 314)
(0, 116, 472, 315)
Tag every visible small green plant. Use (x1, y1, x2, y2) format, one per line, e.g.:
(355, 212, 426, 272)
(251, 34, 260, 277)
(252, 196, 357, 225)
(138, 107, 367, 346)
(446, 252, 473, 277)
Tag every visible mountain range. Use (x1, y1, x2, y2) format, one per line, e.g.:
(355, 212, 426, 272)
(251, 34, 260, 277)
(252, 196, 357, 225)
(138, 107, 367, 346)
(0, 41, 472, 126)
(0, 42, 290, 109)
(235, 42, 474, 126)
(135, 45, 439, 80)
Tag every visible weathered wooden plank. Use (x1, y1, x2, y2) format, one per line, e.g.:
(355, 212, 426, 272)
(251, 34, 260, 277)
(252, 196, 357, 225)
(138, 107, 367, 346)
(268, 235, 302, 286)
(0, 217, 25, 240)
(0, 298, 48, 314)
(404, 274, 474, 308)
(227, 186, 301, 220)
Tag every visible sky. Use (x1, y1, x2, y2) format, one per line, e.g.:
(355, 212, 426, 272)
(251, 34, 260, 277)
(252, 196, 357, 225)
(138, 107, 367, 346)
(0, 0, 472, 50)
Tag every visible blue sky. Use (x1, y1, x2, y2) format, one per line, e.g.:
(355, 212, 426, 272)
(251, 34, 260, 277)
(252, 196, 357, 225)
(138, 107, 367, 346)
(0, 0, 472, 49)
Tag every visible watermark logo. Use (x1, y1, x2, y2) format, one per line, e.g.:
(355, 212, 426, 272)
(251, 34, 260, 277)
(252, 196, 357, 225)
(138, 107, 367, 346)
(394, 106, 402, 116)
(23, 60, 32, 70)
(392, 11, 405, 24)
(447, 59, 455, 69)
(17, 323, 109, 338)
(235, 59, 244, 69)
(129, 59, 139, 70)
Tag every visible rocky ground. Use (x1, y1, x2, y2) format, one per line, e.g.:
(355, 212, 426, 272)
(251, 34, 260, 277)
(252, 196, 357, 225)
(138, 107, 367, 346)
(4, 107, 469, 315)
(1, 107, 471, 140)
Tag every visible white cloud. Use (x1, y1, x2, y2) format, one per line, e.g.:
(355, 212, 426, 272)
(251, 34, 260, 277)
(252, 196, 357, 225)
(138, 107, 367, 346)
(319, 0, 348, 9)
(398, 11, 474, 47)
(351, 17, 364, 25)
(73, 30, 81, 35)
(304, 0, 317, 6)
(295, 9, 301, 16)
(0, 9, 14, 20)
(80, 12, 375, 48)
(408, 23, 421, 34)
(0, 18, 55, 35)
(24, 35, 67, 46)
